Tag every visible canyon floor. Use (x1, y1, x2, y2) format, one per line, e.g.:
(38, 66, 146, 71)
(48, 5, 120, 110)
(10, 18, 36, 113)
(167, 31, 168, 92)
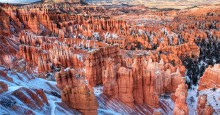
(0, 1, 220, 115)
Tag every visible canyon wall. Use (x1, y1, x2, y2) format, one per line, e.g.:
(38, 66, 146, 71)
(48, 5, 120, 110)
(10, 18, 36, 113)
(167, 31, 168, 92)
(198, 64, 220, 91)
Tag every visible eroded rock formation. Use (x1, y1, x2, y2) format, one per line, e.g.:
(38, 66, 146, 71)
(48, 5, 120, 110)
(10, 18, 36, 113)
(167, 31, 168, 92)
(90, 48, 186, 108)
(85, 45, 120, 87)
(61, 85, 98, 114)
(0, 1, 220, 115)
(198, 64, 220, 91)
(197, 94, 214, 115)
(173, 84, 188, 115)
(0, 81, 8, 94)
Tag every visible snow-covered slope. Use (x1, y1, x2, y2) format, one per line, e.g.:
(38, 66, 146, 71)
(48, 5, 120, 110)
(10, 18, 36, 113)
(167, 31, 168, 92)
(199, 89, 220, 114)
(94, 85, 175, 115)
(0, 66, 80, 115)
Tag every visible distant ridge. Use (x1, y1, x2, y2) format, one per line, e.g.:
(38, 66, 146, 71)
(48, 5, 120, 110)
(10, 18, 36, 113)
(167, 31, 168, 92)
(42, 0, 86, 3)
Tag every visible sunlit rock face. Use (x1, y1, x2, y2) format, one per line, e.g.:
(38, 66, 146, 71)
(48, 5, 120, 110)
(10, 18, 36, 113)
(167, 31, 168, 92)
(196, 64, 220, 114)
(89, 50, 185, 114)
(172, 83, 188, 115)
(198, 64, 220, 91)
(0, 1, 220, 115)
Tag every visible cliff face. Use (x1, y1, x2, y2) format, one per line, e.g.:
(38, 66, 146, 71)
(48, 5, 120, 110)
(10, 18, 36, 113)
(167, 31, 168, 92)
(85, 45, 120, 87)
(17, 31, 85, 77)
(196, 64, 220, 114)
(198, 64, 220, 91)
(54, 67, 99, 114)
(62, 85, 98, 115)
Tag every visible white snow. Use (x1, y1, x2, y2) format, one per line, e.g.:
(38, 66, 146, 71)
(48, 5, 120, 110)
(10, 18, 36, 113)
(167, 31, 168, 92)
(94, 85, 103, 96)
(47, 94, 62, 115)
(199, 88, 220, 114)
(0, 66, 80, 114)
(98, 109, 121, 115)
(186, 85, 198, 115)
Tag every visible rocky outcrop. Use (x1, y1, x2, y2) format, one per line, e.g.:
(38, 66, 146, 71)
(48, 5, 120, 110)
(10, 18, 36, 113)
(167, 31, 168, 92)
(197, 94, 214, 115)
(102, 58, 118, 97)
(132, 55, 144, 104)
(196, 64, 220, 115)
(85, 45, 120, 87)
(173, 83, 188, 115)
(17, 31, 84, 76)
(0, 81, 8, 94)
(198, 64, 220, 91)
(101, 54, 184, 108)
(116, 67, 134, 107)
(12, 87, 49, 110)
(55, 69, 80, 90)
(61, 85, 98, 115)
(158, 42, 200, 59)
(55, 68, 98, 115)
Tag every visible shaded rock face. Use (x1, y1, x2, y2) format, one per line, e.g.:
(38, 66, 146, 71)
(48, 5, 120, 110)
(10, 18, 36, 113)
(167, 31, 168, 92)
(132, 55, 144, 104)
(55, 68, 98, 114)
(0, 87, 50, 115)
(61, 85, 98, 115)
(0, 81, 8, 94)
(55, 69, 78, 90)
(102, 58, 117, 96)
(116, 67, 134, 107)
(85, 45, 120, 87)
(12, 88, 49, 110)
(198, 64, 220, 91)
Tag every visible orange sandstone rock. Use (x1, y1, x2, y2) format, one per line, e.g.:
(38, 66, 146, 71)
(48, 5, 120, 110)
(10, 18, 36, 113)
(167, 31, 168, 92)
(198, 64, 220, 91)
(61, 85, 98, 115)
(173, 84, 188, 115)
(197, 94, 214, 115)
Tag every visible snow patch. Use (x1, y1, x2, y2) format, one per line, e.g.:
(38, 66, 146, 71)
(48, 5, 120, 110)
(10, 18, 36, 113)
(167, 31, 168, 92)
(94, 85, 103, 96)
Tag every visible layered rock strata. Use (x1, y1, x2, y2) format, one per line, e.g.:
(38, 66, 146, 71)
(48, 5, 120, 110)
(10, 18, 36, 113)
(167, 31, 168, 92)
(172, 84, 189, 115)
(61, 85, 98, 115)
(198, 64, 220, 91)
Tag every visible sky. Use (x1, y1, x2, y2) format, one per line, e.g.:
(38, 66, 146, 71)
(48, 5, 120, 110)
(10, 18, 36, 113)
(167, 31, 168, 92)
(0, 0, 40, 4)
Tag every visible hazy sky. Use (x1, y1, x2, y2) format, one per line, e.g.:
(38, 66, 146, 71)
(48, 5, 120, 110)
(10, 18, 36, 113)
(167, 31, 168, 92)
(0, 0, 40, 3)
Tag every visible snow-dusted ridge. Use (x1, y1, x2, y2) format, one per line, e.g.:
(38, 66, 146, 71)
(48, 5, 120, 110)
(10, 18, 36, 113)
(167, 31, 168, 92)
(0, 66, 80, 115)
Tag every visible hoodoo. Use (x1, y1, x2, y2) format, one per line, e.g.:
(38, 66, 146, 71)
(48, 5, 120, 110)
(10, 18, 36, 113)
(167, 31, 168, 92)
(0, 0, 220, 114)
